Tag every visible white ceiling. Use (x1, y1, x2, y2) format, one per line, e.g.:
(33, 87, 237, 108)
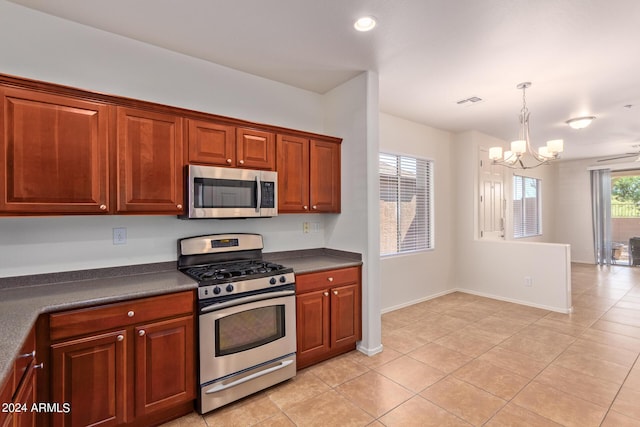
(10, 0, 640, 161)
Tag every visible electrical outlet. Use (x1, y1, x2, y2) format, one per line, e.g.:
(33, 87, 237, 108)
(311, 222, 321, 233)
(303, 222, 310, 234)
(524, 276, 533, 287)
(113, 227, 127, 245)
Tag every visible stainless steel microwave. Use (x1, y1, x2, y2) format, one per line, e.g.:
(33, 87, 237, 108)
(183, 165, 277, 218)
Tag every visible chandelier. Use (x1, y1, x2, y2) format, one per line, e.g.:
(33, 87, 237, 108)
(489, 82, 563, 169)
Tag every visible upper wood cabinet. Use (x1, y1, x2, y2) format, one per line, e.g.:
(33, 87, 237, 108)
(116, 107, 184, 214)
(277, 135, 340, 213)
(187, 119, 275, 170)
(0, 87, 109, 214)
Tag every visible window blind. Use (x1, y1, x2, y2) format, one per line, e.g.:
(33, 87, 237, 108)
(379, 153, 432, 255)
(513, 175, 541, 238)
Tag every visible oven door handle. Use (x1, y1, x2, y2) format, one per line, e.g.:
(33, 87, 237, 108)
(204, 359, 294, 394)
(201, 290, 295, 313)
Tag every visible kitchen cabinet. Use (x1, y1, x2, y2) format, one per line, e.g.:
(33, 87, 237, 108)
(187, 119, 275, 170)
(48, 291, 195, 427)
(276, 135, 341, 213)
(116, 107, 184, 214)
(0, 86, 110, 214)
(295, 266, 361, 369)
(0, 326, 41, 427)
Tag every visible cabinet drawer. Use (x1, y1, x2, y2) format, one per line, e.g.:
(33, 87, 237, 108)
(296, 267, 360, 294)
(13, 327, 36, 391)
(50, 291, 194, 341)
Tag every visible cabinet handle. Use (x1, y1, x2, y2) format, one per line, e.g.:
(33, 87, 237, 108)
(323, 292, 329, 297)
(18, 350, 36, 359)
(226, 158, 232, 164)
(117, 335, 124, 342)
(138, 330, 146, 337)
(239, 160, 245, 165)
(312, 205, 317, 210)
(99, 204, 107, 211)
(33, 363, 44, 370)
(127, 311, 135, 317)
(327, 277, 334, 282)
(333, 290, 339, 295)
(303, 205, 308, 210)
(177, 204, 183, 210)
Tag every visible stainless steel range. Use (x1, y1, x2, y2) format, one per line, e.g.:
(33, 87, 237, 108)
(178, 233, 296, 414)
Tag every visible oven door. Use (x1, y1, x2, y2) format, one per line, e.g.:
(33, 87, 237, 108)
(199, 289, 296, 385)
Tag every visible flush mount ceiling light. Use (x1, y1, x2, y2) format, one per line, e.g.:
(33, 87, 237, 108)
(566, 116, 596, 129)
(489, 82, 564, 169)
(354, 16, 376, 32)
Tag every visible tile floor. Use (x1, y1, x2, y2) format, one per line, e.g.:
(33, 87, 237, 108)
(163, 263, 640, 426)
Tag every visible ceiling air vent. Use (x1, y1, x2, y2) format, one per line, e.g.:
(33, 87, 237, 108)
(456, 96, 484, 105)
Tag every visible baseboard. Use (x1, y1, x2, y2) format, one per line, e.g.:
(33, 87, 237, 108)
(452, 288, 572, 314)
(356, 343, 383, 356)
(381, 289, 455, 314)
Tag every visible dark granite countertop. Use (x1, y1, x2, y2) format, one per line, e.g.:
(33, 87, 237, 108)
(0, 248, 361, 388)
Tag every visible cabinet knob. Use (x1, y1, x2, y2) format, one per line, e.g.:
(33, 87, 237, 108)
(19, 350, 36, 359)
(99, 204, 107, 211)
(303, 205, 308, 210)
(138, 330, 146, 337)
(239, 160, 245, 165)
(327, 277, 334, 282)
(117, 335, 124, 342)
(33, 363, 44, 370)
(312, 205, 317, 210)
(333, 290, 339, 295)
(323, 292, 329, 297)
(127, 311, 134, 318)
(177, 204, 183, 210)
(226, 158, 232, 164)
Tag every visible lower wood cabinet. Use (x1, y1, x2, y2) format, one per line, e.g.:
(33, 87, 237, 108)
(0, 325, 40, 427)
(48, 291, 195, 427)
(295, 266, 361, 369)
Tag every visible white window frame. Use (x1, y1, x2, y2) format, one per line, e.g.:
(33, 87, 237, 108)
(513, 175, 542, 238)
(379, 152, 433, 256)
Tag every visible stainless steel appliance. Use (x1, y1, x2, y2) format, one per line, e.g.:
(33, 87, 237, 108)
(178, 233, 296, 414)
(182, 165, 277, 219)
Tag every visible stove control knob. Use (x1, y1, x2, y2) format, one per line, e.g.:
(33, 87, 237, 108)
(269, 278, 277, 285)
(213, 286, 221, 295)
(226, 284, 234, 293)
(279, 276, 287, 283)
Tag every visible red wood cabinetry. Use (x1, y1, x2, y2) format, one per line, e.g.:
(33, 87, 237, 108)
(295, 267, 361, 369)
(276, 135, 340, 213)
(48, 291, 195, 427)
(116, 107, 184, 214)
(0, 87, 109, 214)
(187, 119, 275, 170)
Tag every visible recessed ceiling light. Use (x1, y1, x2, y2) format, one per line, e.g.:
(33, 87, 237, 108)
(566, 116, 596, 129)
(354, 16, 376, 32)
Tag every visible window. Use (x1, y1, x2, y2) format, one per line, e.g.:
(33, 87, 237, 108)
(513, 175, 541, 238)
(379, 153, 433, 255)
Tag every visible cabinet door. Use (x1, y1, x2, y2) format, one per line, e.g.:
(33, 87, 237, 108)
(51, 330, 127, 427)
(330, 284, 360, 349)
(187, 119, 235, 167)
(310, 140, 341, 213)
(134, 316, 195, 417)
(296, 289, 330, 367)
(13, 365, 36, 427)
(276, 134, 309, 213)
(0, 87, 109, 214)
(117, 107, 183, 214)
(236, 128, 275, 170)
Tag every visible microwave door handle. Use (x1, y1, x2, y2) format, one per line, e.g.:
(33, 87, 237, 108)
(255, 175, 261, 213)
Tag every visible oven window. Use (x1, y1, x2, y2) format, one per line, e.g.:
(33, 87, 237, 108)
(215, 305, 285, 356)
(194, 178, 256, 209)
